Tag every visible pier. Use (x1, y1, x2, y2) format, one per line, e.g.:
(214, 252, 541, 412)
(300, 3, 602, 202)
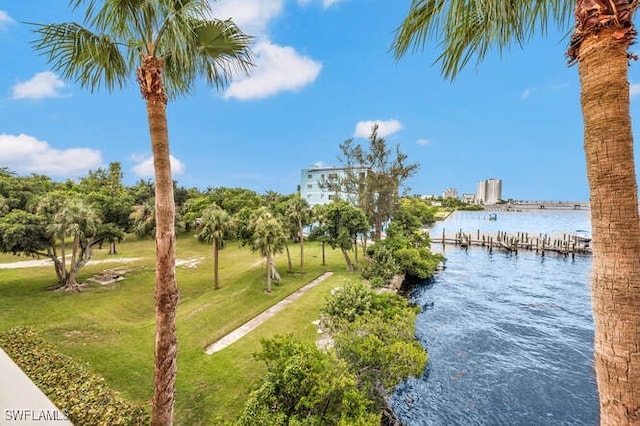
(436, 228, 592, 258)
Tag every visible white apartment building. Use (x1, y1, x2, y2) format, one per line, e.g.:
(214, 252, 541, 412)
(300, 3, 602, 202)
(442, 188, 458, 199)
(300, 165, 367, 206)
(476, 178, 502, 205)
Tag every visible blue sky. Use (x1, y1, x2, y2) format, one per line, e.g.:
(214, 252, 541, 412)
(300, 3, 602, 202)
(1, 1, 640, 201)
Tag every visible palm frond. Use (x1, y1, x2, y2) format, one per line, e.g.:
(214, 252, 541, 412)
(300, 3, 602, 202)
(31, 22, 129, 92)
(392, 0, 574, 79)
(161, 18, 254, 98)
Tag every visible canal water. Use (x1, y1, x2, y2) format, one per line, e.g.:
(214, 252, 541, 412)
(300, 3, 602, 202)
(392, 210, 598, 425)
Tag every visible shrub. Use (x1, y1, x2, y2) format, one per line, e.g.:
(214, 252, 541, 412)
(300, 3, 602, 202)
(360, 245, 399, 287)
(237, 334, 379, 425)
(0, 327, 149, 425)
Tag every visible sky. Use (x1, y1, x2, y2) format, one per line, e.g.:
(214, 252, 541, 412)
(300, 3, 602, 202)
(2, 1, 640, 202)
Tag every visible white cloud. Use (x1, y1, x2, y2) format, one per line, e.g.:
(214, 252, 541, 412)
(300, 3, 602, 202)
(0, 134, 102, 176)
(322, 0, 345, 7)
(297, 0, 346, 8)
(210, 0, 282, 36)
(353, 119, 403, 139)
(416, 138, 431, 146)
(630, 83, 640, 97)
(520, 88, 533, 100)
(224, 40, 322, 100)
(12, 72, 68, 100)
(132, 155, 186, 177)
(0, 10, 14, 30)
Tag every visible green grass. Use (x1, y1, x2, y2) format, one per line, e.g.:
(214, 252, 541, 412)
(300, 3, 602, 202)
(0, 235, 358, 424)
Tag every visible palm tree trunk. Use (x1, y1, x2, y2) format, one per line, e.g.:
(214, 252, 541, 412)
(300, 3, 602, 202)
(285, 244, 293, 273)
(213, 241, 220, 290)
(266, 252, 272, 293)
(299, 219, 304, 274)
(139, 57, 178, 426)
(579, 27, 640, 425)
(321, 241, 326, 266)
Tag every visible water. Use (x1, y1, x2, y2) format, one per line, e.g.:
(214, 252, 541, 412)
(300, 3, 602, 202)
(392, 210, 598, 425)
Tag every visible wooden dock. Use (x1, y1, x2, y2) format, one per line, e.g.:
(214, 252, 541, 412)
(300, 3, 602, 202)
(435, 228, 592, 258)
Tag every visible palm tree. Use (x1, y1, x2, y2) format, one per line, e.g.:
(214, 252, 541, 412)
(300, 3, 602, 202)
(393, 2, 640, 423)
(250, 211, 286, 293)
(32, 1, 253, 423)
(196, 205, 233, 290)
(39, 195, 100, 290)
(312, 204, 328, 266)
(287, 195, 311, 273)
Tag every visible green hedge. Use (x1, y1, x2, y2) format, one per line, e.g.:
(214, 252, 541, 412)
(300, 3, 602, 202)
(0, 327, 149, 425)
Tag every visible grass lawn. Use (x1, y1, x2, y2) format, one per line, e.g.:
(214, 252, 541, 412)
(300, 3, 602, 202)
(0, 235, 359, 424)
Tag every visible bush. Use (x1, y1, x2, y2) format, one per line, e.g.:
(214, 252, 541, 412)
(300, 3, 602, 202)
(321, 282, 374, 325)
(237, 335, 379, 425)
(0, 327, 149, 425)
(360, 245, 399, 287)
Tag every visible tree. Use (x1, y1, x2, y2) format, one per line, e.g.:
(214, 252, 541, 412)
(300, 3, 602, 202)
(329, 125, 419, 240)
(7, 191, 103, 291)
(129, 200, 156, 239)
(238, 335, 378, 425)
(286, 195, 311, 274)
(393, 1, 640, 423)
(196, 205, 233, 290)
(32, 1, 253, 422)
(80, 163, 134, 254)
(323, 201, 369, 272)
(250, 210, 286, 293)
(312, 204, 328, 266)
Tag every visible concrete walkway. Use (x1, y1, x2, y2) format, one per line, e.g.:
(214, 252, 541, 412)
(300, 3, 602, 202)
(0, 349, 73, 425)
(205, 272, 334, 354)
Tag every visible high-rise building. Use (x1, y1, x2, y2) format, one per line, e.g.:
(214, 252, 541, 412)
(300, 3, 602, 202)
(476, 178, 502, 204)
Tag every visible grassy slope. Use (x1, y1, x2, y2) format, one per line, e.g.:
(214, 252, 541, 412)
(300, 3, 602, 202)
(0, 235, 356, 424)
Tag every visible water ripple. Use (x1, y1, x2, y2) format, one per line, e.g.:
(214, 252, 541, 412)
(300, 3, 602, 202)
(392, 211, 598, 425)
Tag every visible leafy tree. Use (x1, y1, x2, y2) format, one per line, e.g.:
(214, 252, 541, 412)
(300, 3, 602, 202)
(80, 163, 134, 254)
(360, 245, 400, 288)
(2, 191, 105, 291)
(196, 204, 233, 290)
(0, 170, 56, 212)
(393, 1, 640, 421)
(32, 0, 253, 421)
(393, 197, 437, 233)
(208, 187, 264, 215)
(322, 284, 426, 423)
(238, 334, 378, 425)
(328, 125, 419, 240)
(322, 201, 369, 272)
(250, 210, 286, 293)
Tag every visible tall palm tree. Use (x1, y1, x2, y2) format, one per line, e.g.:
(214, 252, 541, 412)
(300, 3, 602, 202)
(196, 205, 233, 290)
(287, 195, 311, 273)
(250, 211, 286, 293)
(393, 2, 640, 423)
(32, 1, 253, 423)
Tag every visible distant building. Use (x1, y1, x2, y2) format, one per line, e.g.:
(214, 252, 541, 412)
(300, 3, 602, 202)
(300, 165, 368, 206)
(442, 188, 458, 199)
(461, 193, 476, 204)
(476, 178, 502, 204)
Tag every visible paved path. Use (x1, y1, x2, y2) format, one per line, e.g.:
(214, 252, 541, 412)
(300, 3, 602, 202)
(205, 271, 334, 354)
(0, 349, 72, 425)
